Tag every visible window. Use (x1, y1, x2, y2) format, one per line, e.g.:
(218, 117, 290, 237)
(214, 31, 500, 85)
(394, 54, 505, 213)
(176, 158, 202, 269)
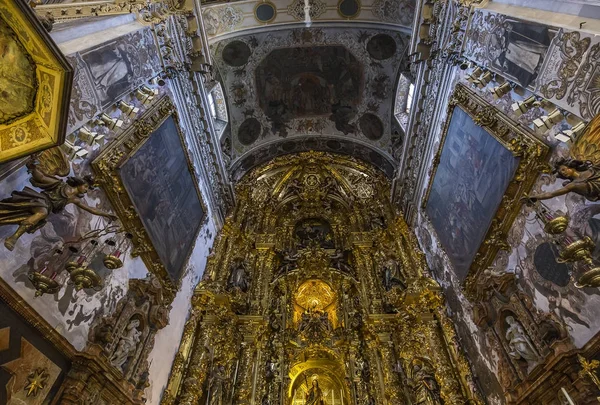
(393, 74, 414, 132)
(405, 83, 415, 114)
(207, 92, 217, 120)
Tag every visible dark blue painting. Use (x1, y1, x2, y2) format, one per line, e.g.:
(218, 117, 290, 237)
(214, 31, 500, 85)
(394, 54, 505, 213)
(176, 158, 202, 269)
(120, 116, 204, 282)
(426, 107, 519, 281)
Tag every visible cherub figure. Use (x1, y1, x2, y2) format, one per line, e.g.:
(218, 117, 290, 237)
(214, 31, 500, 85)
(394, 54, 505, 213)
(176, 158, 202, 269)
(0, 148, 117, 251)
(525, 114, 600, 204)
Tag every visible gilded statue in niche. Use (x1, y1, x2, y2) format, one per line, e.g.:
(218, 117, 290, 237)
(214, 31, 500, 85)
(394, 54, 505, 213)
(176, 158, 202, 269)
(526, 113, 600, 203)
(0, 18, 36, 125)
(227, 258, 250, 292)
(0, 149, 117, 251)
(381, 256, 406, 291)
(409, 359, 443, 405)
(207, 364, 226, 405)
(305, 379, 324, 405)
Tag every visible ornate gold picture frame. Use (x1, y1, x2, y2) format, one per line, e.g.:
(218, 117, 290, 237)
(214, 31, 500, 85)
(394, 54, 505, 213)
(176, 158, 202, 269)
(93, 97, 207, 298)
(422, 83, 550, 294)
(0, 0, 73, 163)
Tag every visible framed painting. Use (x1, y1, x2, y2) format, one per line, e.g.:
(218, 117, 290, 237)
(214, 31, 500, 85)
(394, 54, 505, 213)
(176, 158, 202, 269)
(464, 10, 558, 89)
(423, 83, 549, 293)
(0, 0, 73, 163)
(93, 97, 207, 297)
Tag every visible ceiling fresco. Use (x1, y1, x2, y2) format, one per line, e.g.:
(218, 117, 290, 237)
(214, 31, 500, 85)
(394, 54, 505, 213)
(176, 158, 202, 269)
(212, 27, 409, 177)
(201, 0, 416, 41)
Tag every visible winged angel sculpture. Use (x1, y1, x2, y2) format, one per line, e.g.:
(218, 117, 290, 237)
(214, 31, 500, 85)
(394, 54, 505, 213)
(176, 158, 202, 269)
(0, 148, 116, 251)
(525, 113, 600, 203)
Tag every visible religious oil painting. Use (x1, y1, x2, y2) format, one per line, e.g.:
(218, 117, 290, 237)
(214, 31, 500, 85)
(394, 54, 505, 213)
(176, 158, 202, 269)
(465, 10, 556, 88)
(0, 18, 36, 125)
(81, 40, 135, 108)
(426, 107, 520, 281)
(120, 116, 205, 282)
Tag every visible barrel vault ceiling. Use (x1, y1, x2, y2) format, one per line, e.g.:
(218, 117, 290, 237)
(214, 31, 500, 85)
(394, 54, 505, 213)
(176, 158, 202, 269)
(204, 0, 416, 180)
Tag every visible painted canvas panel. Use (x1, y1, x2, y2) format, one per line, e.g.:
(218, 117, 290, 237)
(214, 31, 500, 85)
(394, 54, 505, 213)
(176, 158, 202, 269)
(120, 116, 205, 282)
(425, 107, 519, 280)
(464, 10, 557, 88)
(67, 27, 161, 132)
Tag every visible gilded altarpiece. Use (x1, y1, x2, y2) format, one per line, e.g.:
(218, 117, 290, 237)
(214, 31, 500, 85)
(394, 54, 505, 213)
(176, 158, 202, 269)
(160, 153, 483, 405)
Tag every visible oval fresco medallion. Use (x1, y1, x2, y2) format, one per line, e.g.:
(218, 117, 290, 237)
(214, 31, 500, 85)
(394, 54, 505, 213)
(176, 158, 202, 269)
(366, 34, 397, 60)
(0, 19, 37, 125)
(338, 0, 360, 18)
(238, 118, 262, 145)
(534, 242, 570, 287)
(359, 113, 384, 140)
(326, 139, 342, 150)
(222, 41, 252, 67)
(255, 2, 276, 22)
(282, 141, 297, 152)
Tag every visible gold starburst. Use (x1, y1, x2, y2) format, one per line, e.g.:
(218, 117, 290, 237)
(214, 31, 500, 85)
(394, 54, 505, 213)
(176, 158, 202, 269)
(24, 368, 48, 397)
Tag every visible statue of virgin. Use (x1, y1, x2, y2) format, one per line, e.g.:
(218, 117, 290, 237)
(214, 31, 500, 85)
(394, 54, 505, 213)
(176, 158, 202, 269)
(305, 379, 324, 405)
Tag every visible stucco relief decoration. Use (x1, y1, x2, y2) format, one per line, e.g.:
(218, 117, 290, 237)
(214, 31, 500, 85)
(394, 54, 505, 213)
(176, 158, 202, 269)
(89, 276, 170, 398)
(538, 30, 600, 120)
(212, 27, 408, 167)
(202, 6, 244, 36)
(287, 0, 327, 21)
(372, 0, 415, 27)
(0, 0, 73, 162)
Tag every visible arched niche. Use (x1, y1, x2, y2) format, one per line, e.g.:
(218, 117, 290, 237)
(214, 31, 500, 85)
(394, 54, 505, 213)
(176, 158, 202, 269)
(287, 348, 351, 405)
(294, 279, 338, 328)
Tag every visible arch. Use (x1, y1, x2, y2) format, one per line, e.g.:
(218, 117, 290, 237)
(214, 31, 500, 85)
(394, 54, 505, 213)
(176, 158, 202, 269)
(287, 347, 351, 404)
(230, 137, 396, 182)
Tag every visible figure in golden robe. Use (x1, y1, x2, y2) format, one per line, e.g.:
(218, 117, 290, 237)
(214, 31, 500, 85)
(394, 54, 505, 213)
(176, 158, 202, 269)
(526, 114, 600, 203)
(0, 151, 116, 251)
(305, 379, 324, 405)
(526, 158, 600, 203)
(410, 361, 443, 405)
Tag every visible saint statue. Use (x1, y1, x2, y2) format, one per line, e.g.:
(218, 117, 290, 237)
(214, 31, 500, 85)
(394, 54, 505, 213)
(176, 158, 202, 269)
(110, 318, 142, 371)
(505, 316, 538, 365)
(305, 379, 325, 405)
(410, 361, 442, 405)
(227, 258, 249, 292)
(525, 159, 600, 203)
(331, 249, 353, 273)
(277, 249, 299, 275)
(208, 364, 225, 405)
(382, 258, 406, 291)
(0, 152, 117, 251)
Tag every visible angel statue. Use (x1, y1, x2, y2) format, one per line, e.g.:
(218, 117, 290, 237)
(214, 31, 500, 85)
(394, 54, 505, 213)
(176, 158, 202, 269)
(0, 148, 117, 251)
(525, 114, 600, 204)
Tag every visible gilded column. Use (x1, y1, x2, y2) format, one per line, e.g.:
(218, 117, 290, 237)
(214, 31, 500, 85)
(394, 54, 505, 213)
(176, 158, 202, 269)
(379, 339, 404, 405)
(161, 310, 200, 404)
(177, 318, 213, 405)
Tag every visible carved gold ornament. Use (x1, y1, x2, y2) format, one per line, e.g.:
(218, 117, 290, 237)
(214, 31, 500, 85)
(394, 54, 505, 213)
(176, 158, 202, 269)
(24, 368, 49, 397)
(0, 1, 72, 162)
(161, 152, 484, 405)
